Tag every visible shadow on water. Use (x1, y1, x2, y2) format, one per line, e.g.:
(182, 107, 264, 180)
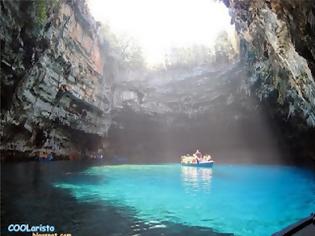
(1, 161, 232, 236)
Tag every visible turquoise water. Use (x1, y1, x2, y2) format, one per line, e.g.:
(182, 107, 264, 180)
(55, 164, 315, 236)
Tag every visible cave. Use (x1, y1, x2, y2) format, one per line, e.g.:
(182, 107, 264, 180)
(1, 0, 315, 235)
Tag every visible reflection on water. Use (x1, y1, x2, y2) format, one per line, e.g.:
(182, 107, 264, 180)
(4, 163, 313, 236)
(2, 162, 224, 236)
(54, 164, 315, 236)
(181, 166, 212, 191)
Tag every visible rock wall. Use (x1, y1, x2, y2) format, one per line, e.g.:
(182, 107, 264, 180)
(1, 0, 314, 162)
(1, 0, 112, 158)
(223, 0, 315, 160)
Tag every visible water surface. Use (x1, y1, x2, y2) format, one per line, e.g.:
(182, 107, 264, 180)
(55, 164, 315, 236)
(2, 162, 226, 236)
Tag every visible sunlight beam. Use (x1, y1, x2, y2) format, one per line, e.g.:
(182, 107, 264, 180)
(87, 0, 234, 66)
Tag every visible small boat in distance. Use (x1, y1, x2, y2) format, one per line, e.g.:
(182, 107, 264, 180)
(31, 148, 54, 161)
(181, 153, 214, 168)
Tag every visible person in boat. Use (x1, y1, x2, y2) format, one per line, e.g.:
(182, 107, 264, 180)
(194, 149, 202, 158)
(194, 149, 203, 164)
(206, 154, 212, 161)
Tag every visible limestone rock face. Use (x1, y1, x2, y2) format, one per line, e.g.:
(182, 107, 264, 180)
(223, 0, 315, 159)
(1, 0, 111, 157)
(1, 0, 314, 161)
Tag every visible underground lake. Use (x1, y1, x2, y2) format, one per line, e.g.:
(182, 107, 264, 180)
(2, 161, 315, 236)
(2, 0, 315, 235)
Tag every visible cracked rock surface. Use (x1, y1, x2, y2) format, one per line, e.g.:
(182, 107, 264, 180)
(1, 0, 111, 157)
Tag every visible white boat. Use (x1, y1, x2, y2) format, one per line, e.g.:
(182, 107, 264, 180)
(180, 155, 214, 168)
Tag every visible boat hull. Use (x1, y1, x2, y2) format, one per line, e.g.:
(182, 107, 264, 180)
(181, 162, 214, 168)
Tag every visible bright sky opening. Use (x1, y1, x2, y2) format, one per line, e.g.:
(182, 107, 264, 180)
(87, 0, 234, 66)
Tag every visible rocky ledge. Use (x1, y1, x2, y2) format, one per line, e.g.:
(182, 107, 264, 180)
(1, 0, 111, 159)
(223, 0, 315, 160)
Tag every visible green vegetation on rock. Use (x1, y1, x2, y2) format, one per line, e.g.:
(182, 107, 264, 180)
(35, 0, 47, 25)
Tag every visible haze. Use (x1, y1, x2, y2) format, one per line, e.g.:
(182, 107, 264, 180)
(87, 0, 234, 65)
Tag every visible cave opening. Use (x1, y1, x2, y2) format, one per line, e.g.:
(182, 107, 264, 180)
(87, 0, 285, 164)
(2, 1, 315, 236)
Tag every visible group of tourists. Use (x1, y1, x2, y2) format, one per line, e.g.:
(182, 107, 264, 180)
(181, 149, 212, 165)
(193, 149, 212, 163)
